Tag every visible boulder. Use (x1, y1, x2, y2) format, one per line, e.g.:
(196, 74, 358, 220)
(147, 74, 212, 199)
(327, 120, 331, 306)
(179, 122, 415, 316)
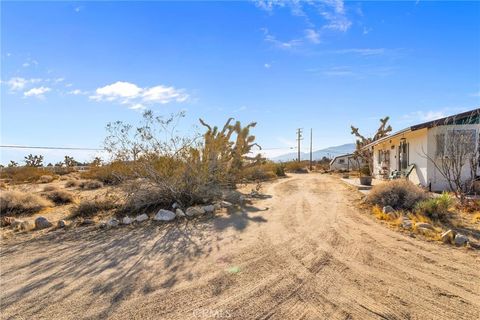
(57, 220, 66, 228)
(186, 206, 205, 217)
(154, 209, 176, 221)
(401, 219, 413, 229)
(35, 216, 52, 230)
(454, 234, 469, 246)
(81, 219, 95, 226)
(135, 214, 149, 222)
(122, 216, 133, 225)
(382, 206, 394, 214)
(175, 209, 185, 218)
(203, 205, 215, 213)
(441, 230, 456, 244)
(107, 218, 119, 227)
(415, 222, 434, 230)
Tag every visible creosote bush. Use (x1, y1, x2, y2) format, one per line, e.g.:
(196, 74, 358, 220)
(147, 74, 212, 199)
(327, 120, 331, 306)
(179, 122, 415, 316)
(0, 190, 53, 215)
(414, 192, 454, 220)
(80, 162, 132, 185)
(367, 179, 427, 210)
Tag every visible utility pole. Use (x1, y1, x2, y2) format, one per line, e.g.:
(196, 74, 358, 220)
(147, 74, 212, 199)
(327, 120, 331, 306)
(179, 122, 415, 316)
(309, 128, 313, 170)
(296, 128, 303, 162)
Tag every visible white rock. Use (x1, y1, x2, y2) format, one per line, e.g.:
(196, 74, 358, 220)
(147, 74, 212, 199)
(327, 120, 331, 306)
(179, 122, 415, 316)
(382, 206, 394, 214)
(107, 218, 119, 227)
(154, 209, 176, 221)
(415, 222, 434, 230)
(454, 234, 469, 246)
(203, 205, 215, 213)
(122, 216, 133, 225)
(135, 214, 148, 222)
(186, 206, 205, 217)
(219, 201, 233, 208)
(401, 219, 413, 229)
(175, 208, 185, 217)
(172, 202, 180, 209)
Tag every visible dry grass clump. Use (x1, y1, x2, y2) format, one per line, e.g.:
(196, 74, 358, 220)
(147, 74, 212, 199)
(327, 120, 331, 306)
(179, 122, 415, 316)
(65, 180, 79, 188)
(0, 167, 53, 184)
(79, 180, 103, 190)
(241, 162, 283, 181)
(69, 198, 117, 219)
(43, 189, 75, 204)
(43, 185, 58, 192)
(80, 162, 132, 185)
(367, 180, 427, 210)
(38, 175, 54, 183)
(0, 190, 53, 215)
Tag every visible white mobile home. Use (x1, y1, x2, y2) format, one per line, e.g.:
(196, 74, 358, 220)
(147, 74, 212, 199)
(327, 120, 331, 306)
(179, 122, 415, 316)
(363, 109, 479, 191)
(329, 153, 366, 171)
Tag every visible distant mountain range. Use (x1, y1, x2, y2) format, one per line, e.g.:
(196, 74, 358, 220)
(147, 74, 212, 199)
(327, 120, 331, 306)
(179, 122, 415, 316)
(270, 143, 355, 162)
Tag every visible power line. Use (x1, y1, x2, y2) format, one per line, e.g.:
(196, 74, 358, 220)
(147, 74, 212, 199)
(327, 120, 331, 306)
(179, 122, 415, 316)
(0, 145, 104, 151)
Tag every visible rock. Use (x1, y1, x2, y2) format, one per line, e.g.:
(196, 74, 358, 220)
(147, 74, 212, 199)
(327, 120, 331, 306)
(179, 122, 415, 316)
(203, 205, 215, 213)
(122, 216, 133, 225)
(18, 221, 31, 232)
(382, 206, 394, 214)
(0, 216, 15, 227)
(401, 219, 413, 229)
(135, 214, 148, 222)
(441, 230, 456, 244)
(35, 216, 52, 230)
(175, 209, 185, 217)
(107, 218, 119, 227)
(219, 201, 233, 208)
(81, 219, 95, 226)
(154, 209, 176, 221)
(57, 220, 66, 228)
(415, 222, 434, 230)
(186, 206, 205, 217)
(172, 202, 180, 209)
(454, 234, 469, 246)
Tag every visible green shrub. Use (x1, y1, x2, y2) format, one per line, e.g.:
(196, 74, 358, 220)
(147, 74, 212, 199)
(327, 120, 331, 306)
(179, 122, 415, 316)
(367, 179, 427, 210)
(0, 190, 53, 215)
(414, 192, 454, 220)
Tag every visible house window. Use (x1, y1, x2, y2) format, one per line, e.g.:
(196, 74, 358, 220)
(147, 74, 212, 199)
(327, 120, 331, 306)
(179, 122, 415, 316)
(435, 133, 445, 158)
(338, 159, 345, 164)
(437, 129, 477, 157)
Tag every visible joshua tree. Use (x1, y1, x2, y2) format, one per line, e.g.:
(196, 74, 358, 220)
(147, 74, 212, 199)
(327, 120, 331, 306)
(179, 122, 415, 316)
(64, 155, 78, 167)
(7, 160, 18, 168)
(351, 117, 392, 175)
(24, 154, 44, 167)
(91, 157, 102, 167)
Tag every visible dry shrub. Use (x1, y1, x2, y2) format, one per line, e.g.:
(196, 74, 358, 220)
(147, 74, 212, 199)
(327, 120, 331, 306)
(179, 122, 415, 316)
(367, 180, 427, 210)
(0, 190, 52, 215)
(80, 162, 132, 185)
(43, 185, 58, 192)
(44, 190, 75, 204)
(79, 180, 103, 190)
(241, 162, 280, 181)
(38, 175, 54, 184)
(65, 180, 79, 188)
(0, 167, 53, 184)
(284, 161, 309, 173)
(69, 198, 116, 219)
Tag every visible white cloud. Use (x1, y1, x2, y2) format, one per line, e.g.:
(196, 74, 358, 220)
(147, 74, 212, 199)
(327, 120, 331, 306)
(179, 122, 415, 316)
(262, 28, 302, 49)
(333, 48, 386, 56)
(129, 103, 146, 110)
(304, 29, 320, 44)
(264, 63, 271, 69)
(402, 110, 448, 123)
(68, 89, 87, 95)
(4, 77, 42, 91)
(24, 86, 51, 98)
(90, 81, 189, 108)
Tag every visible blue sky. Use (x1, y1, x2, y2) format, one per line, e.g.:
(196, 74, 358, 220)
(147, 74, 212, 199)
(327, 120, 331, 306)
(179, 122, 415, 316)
(1, 1, 479, 164)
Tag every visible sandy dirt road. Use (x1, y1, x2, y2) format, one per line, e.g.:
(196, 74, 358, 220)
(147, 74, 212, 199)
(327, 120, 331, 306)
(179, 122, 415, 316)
(1, 174, 479, 319)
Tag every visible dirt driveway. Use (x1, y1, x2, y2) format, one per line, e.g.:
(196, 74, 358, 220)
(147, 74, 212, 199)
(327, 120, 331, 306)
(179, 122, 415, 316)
(1, 174, 479, 319)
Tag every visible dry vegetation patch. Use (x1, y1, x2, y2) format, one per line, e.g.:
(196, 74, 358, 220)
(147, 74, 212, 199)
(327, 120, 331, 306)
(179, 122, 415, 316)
(0, 190, 53, 215)
(69, 198, 117, 219)
(367, 180, 427, 210)
(43, 189, 76, 205)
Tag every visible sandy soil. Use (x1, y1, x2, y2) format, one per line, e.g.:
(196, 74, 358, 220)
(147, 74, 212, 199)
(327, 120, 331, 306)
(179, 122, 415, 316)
(1, 174, 479, 319)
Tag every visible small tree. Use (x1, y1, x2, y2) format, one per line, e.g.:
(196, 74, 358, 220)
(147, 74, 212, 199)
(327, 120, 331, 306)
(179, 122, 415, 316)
(64, 155, 78, 167)
(91, 157, 102, 167)
(24, 154, 44, 167)
(7, 161, 18, 168)
(351, 117, 392, 176)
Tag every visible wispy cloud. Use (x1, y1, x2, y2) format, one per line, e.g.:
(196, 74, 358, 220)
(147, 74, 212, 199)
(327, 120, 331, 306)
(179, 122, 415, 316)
(3, 77, 42, 91)
(24, 86, 51, 98)
(262, 28, 303, 49)
(332, 48, 386, 56)
(304, 29, 320, 44)
(264, 63, 272, 69)
(90, 81, 189, 109)
(321, 66, 356, 77)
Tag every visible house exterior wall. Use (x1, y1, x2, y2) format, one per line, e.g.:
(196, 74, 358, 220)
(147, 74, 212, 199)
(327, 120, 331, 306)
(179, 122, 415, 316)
(426, 124, 480, 191)
(371, 124, 480, 192)
(330, 155, 364, 171)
